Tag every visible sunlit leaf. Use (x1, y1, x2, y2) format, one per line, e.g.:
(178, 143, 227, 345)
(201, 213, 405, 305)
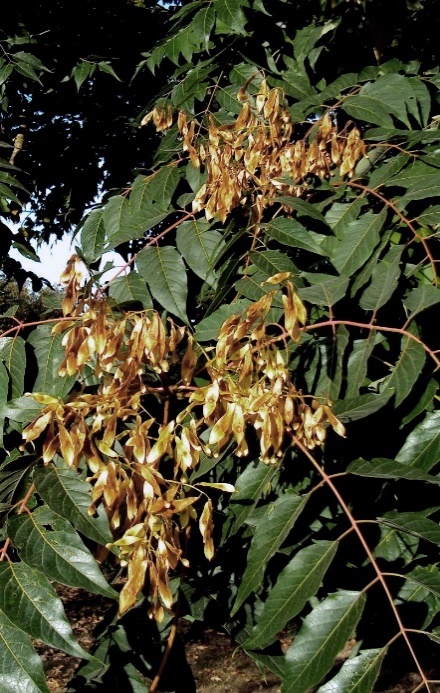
(176, 219, 224, 286)
(332, 389, 394, 422)
(359, 244, 402, 311)
(263, 218, 326, 256)
(221, 461, 278, 543)
(214, 0, 248, 34)
(379, 511, 440, 546)
(136, 246, 188, 323)
(396, 411, 440, 472)
(383, 331, 426, 407)
(0, 609, 50, 693)
(232, 492, 308, 615)
(348, 458, 440, 485)
(244, 541, 338, 650)
(109, 272, 153, 309)
(28, 326, 76, 399)
(283, 591, 365, 693)
(34, 463, 113, 546)
(317, 648, 385, 693)
(7, 506, 118, 599)
(80, 208, 106, 264)
(326, 209, 386, 278)
(403, 285, 440, 320)
(0, 562, 89, 658)
(194, 299, 250, 341)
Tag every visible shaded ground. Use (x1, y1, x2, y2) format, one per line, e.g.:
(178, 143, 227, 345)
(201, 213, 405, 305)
(35, 586, 439, 692)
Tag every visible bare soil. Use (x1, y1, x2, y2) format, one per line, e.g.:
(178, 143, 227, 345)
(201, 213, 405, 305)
(35, 586, 439, 692)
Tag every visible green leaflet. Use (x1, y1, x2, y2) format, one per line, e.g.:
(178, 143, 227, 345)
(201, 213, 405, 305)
(194, 299, 250, 341)
(0, 335, 26, 399)
(102, 196, 141, 249)
(231, 492, 308, 615)
(171, 64, 211, 112)
(324, 199, 364, 236)
(7, 506, 118, 599)
(263, 217, 327, 256)
(400, 565, 440, 601)
(403, 285, 440, 320)
(72, 61, 93, 91)
(108, 272, 153, 309)
(416, 204, 440, 225)
(324, 209, 386, 278)
(400, 377, 437, 427)
(0, 362, 7, 446)
(342, 74, 430, 128)
(274, 196, 327, 224)
(0, 608, 50, 693)
(293, 21, 339, 70)
(0, 451, 34, 504)
(34, 463, 114, 546)
(0, 395, 43, 426)
(235, 270, 284, 307)
(80, 207, 106, 264)
(374, 523, 419, 564)
(367, 152, 409, 188)
(298, 275, 349, 307)
(0, 562, 89, 659)
(396, 411, 440, 471)
(248, 250, 298, 278)
(317, 648, 385, 693)
(28, 325, 76, 399)
(176, 219, 224, 286)
(282, 591, 366, 693)
(304, 325, 349, 400)
(379, 511, 440, 546)
(332, 389, 394, 422)
(348, 458, 440, 485)
(343, 95, 396, 128)
(382, 331, 426, 407)
(0, 183, 23, 204)
(130, 167, 180, 214)
(136, 245, 188, 323)
(399, 173, 440, 205)
(221, 460, 278, 543)
(213, 0, 248, 35)
(345, 332, 377, 399)
(101, 167, 180, 251)
(243, 541, 338, 650)
(190, 6, 216, 51)
(359, 244, 402, 312)
(164, 26, 196, 66)
(349, 229, 392, 297)
(398, 565, 440, 628)
(0, 63, 13, 86)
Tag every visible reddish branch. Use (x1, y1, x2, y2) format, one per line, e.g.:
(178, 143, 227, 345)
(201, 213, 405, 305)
(293, 437, 434, 692)
(303, 319, 440, 371)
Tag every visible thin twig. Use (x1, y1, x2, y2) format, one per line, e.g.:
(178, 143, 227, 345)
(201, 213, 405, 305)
(303, 319, 440, 371)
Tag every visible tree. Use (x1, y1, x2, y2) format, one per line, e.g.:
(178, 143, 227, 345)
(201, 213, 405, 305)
(0, 0, 169, 284)
(1, 1, 440, 691)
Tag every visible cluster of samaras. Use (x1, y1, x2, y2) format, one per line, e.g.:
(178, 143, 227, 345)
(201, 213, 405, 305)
(146, 79, 367, 223)
(22, 259, 344, 619)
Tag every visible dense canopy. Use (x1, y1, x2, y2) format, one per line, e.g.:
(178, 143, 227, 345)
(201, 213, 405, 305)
(0, 1, 440, 691)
